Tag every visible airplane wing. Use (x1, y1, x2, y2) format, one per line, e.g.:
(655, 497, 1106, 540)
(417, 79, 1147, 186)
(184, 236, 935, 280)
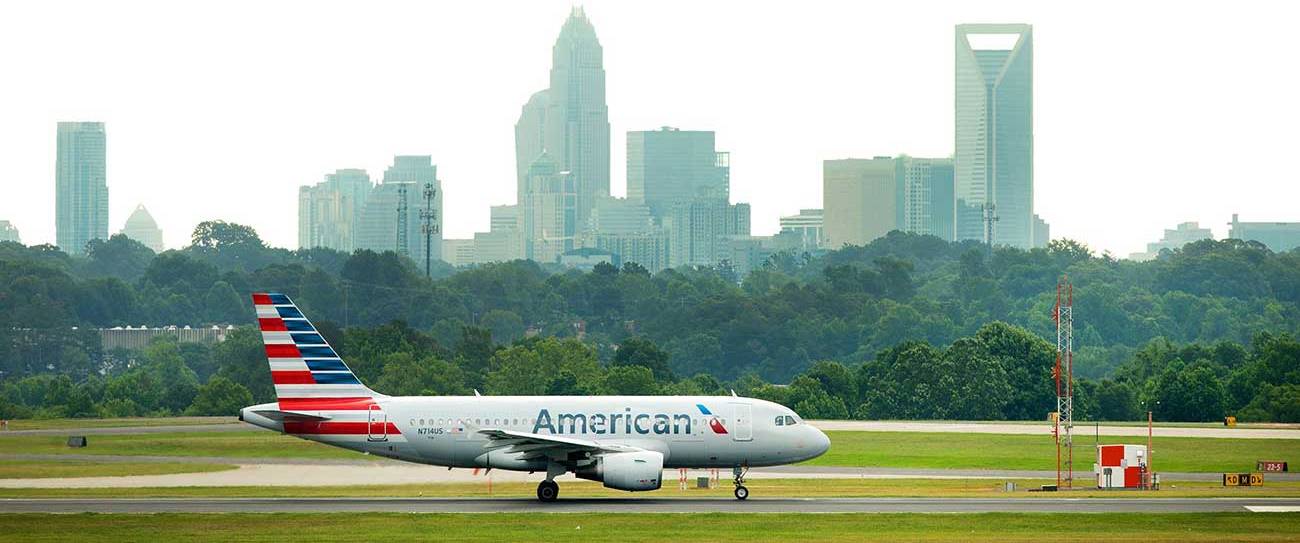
(477, 428, 640, 462)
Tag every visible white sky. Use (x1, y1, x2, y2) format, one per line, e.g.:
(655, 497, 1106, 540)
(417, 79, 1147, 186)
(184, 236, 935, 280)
(1, 1, 1297, 257)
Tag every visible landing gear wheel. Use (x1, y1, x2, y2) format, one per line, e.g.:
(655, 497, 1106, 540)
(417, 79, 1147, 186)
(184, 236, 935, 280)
(734, 485, 749, 500)
(732, 464, 750, 500)
(537, 480, 559, 502)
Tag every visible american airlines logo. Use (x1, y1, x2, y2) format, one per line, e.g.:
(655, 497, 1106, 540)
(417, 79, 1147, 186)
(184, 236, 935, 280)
(532, 404, 727, 436)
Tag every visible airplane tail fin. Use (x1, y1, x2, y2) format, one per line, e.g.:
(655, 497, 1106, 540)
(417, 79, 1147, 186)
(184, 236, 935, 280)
(252, 292, 378, 411)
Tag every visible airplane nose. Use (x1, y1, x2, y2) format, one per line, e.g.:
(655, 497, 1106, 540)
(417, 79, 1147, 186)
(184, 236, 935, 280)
(810, 426, 830, 458)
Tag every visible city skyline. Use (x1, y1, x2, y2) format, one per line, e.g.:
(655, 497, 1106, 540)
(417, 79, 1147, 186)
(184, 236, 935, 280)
(2, 1, 1298, 256)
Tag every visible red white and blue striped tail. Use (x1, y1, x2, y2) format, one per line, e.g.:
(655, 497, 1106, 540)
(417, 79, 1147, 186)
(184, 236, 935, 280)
(252, 292, 378, 411)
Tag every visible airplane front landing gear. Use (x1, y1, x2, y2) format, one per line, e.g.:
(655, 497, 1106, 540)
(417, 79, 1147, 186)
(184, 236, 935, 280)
(537, 480, 559, 502)
(732, 464, 749, 500)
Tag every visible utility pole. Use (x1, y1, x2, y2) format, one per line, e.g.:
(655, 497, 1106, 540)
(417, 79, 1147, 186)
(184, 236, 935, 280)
(1053, 275, 1075, 489)
(396, 183, 410, 258)
(420, 180, 439, 277)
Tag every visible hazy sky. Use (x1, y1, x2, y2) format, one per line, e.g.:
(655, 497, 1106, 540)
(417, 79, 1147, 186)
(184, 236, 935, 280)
(2, 1, 1297, 257)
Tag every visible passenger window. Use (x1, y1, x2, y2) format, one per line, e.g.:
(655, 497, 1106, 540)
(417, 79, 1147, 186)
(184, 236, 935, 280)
(785, 416, 797, 425)
(775, 416, 785, 426)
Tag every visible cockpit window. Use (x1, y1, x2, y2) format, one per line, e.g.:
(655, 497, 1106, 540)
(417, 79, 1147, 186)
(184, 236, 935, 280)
(775, 416, 785, 426)
(784, 415, 797, 425)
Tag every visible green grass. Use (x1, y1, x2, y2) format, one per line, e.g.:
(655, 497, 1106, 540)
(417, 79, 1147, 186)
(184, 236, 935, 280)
(1, 417, 234, 431)
(807, 431, 1300, 473)
(1, 513, 1298, 542)
(0, 431, 367, 460)
(2, 429, 1295, 473)
(2, 478, 1298, 499)
(0, 460, 235, 479)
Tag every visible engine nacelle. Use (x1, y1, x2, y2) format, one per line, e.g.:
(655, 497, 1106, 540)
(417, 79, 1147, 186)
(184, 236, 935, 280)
(575, 450, 663, 491)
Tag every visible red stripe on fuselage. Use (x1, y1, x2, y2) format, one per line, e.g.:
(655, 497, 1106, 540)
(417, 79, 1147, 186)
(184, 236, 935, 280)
(284, 421, 400, 435)
(252, 293, 273, 305)
(271, 370, 315, 384)
(276, 397, 375, 411)
(259, 318, 287, 331)
(265, 344, 300, 358)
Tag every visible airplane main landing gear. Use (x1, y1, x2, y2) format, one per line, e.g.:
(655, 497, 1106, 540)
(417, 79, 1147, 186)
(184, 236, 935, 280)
(537, 480, 559, 502)
(732, 465, 749, 500)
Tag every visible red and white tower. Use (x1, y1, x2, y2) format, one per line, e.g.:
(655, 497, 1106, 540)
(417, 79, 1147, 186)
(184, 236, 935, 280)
(1053, 276, 1075, 488)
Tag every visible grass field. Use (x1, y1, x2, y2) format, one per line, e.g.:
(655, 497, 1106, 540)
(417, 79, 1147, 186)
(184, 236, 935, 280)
(2, 478, 1298, 499)
(3, 429, 1294, 473)
(0, 431, 366, 460)
(0, 460, 234, 479)
(1, 417, 236, 431)
(811, 431, 1300, 473)
(1, 513, 1298, 542)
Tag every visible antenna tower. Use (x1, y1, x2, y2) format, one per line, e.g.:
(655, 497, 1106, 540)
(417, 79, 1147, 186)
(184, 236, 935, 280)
(420, 180, 439, 277)
(396, 183, 410, 257)
(1053, 275, 1075, 489)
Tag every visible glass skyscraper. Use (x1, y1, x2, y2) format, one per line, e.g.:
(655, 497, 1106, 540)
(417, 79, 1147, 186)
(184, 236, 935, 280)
(514, 7, 609, 229)
(626, 127, 729, 219)
(55, 122, 108, 255)
(954, 24, 1033, 248)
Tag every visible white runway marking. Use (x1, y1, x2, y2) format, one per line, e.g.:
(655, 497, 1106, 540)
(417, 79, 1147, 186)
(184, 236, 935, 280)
(1245, 505, 1300, 512)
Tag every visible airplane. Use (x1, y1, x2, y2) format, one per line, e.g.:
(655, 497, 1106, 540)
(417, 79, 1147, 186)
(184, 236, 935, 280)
(239, 292, 830, 501)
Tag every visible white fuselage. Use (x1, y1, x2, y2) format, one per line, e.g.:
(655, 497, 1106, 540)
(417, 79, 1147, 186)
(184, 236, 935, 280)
(243, 395, 830, 470)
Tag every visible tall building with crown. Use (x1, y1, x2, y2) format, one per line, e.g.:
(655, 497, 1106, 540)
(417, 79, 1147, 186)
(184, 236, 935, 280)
(515, 7, 609, 228)
(120, 204, 164, 252)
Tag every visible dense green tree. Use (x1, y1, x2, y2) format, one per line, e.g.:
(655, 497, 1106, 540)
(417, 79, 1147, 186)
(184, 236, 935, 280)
(185, 376, 254, 416)
(612, 337, 674, 381)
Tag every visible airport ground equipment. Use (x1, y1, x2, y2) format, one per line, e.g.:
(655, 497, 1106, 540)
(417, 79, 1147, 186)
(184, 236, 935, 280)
(1095, 444, 1148, 489)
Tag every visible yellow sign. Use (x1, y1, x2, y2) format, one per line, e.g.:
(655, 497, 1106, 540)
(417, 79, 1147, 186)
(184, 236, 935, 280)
(1223, 473, 1264, 486)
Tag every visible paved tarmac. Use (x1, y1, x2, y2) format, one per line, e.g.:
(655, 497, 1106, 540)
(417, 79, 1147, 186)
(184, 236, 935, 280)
(3, 496, 1299, 514)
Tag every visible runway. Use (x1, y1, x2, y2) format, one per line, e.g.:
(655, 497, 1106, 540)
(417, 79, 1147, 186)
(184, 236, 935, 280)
(4, 496, 1299, 514)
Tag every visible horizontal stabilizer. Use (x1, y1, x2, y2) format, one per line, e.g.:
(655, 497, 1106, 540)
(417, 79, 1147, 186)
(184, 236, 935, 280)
(253, 409, 333, 422)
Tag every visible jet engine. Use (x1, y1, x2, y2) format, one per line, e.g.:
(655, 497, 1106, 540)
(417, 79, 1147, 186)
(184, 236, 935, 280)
(575, 450, 663, 491)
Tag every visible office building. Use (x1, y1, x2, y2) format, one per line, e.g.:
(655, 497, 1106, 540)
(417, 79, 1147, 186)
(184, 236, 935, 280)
(627, 128, 729, 218)
(55, 122, 108, 255)
(955, 24, 1034, 248)
(298, 168, 373, 252)
(355, 156, 440, 263)
(666, 200, 750, 268)
(1229, 214, 1300, 252)
(521, 153, 576, 263)
(0, 220, 20, 243)
(778, 209, 824, 251)
(1128, 221, 1212, 261)
(898, 157, 955, 241)
(441, 239, 476, 267)
(822, 157, 898, 248)
(119, 204, 164, 253)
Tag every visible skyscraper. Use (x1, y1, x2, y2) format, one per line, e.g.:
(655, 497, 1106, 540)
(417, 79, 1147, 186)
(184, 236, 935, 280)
(627, 127, 729, 219)
(955, 24, 1033, 248)
(55, 122, 108, 255)
(822, 157, 898, 248)
(515, 90, 549, 204)
(120, 204, 164, 253)
(542, 7, 610, 228)
(665, 200, 750, 268)
(298, 169, 373, 252)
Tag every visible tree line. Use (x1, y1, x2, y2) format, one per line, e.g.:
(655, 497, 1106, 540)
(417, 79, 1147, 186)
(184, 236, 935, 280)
(1, 221, 1298, 421)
